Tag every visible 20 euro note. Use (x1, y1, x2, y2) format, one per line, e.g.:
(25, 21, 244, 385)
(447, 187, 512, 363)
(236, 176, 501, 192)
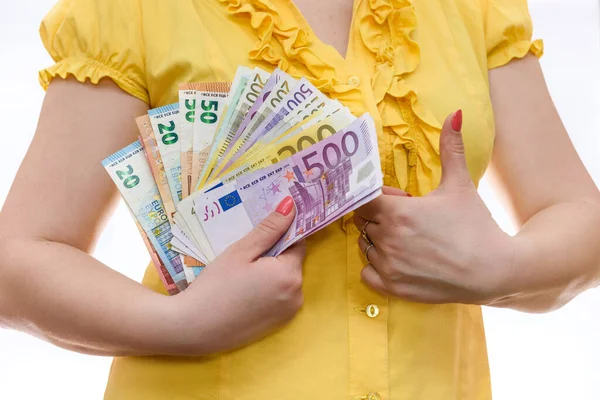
(136, 115, 176, 224)
(193, 113, 383, 260)
(102, 141, 188, 290)
(137, 113, 204, 276)
(149, 103, 183, 206)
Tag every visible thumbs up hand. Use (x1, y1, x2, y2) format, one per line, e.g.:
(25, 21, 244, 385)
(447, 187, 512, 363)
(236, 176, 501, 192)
(353, 111, 515, 305)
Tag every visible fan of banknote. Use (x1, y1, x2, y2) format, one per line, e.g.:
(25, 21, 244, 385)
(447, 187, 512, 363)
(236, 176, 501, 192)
(102, 66, 383, 295)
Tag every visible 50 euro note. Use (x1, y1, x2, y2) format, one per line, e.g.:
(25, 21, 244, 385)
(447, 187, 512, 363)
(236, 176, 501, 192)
(198, 67, 254, 187)
(192, 82, 231, 193)
(193, 113, 383, 261)
(102, 141, 188, 291)
(179, 83, 202, 199)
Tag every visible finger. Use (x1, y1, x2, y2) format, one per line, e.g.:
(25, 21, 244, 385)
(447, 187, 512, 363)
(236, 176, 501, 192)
(353, 215, 384, 245)
(354, 194, 402, 223)
(276, 240, 306, 272)
(439, 110, 473, 190)
(358, 235, 381, 266)
(382, 186, 411, 197)
(387, 283, 449, 304)
(234, 196, 296, 261)
(361, 264, 392, 296)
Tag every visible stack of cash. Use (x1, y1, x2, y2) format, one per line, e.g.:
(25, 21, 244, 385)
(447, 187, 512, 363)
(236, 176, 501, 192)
(102, 66, 383, 294)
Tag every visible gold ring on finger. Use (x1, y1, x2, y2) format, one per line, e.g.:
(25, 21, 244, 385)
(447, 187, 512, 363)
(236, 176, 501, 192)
(364, 243, 375, 263)
(361, 221, 373, 245)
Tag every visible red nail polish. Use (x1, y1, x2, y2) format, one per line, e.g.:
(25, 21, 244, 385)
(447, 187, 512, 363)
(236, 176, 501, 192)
(406, 193, 413, 197)
(451, 109, 463, 132)
(275, 196, 294, 216)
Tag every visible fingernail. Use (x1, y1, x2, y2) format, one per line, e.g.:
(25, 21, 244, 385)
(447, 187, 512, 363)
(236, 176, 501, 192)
(451, 109, 463, 132)
(275, 196, 294, 216)
(406, 193, 413, 197)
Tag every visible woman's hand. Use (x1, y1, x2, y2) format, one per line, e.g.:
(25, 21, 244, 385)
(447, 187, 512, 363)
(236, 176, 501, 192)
(168, 196, 306, 355)
(354, 111, 515, 305)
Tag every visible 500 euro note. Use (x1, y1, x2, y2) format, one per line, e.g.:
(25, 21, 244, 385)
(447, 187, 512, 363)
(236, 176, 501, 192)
(102, 141, 188, 291)
(193, 114, 382, 260)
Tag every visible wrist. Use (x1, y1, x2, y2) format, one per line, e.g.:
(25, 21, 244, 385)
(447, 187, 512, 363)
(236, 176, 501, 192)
(480, 234, 521, 306)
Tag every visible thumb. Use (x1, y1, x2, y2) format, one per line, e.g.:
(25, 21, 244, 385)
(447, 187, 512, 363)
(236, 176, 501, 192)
(439, 110, 473, 190)
(235, 196, 296, 260)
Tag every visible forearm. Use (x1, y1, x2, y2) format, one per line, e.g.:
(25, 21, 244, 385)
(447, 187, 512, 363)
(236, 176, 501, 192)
(491, 197, 600, 312)
(0, 236, 175, 356)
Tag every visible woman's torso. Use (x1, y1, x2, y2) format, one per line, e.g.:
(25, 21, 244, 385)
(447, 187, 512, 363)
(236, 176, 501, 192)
(38, 0, 542, 398)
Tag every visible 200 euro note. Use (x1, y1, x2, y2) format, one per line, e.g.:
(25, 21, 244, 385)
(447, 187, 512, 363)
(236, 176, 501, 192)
(216, 108, 356, 185)
(217, 79, 326, 178)
(193, 114, 383, 260)
(102, 141, 188, 290)
(212, 74, 298, 181)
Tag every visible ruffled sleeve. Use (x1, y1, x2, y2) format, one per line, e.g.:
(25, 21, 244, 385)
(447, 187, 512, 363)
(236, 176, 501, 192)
(485, 0, 544, 69)
(38, 0, 149, 103)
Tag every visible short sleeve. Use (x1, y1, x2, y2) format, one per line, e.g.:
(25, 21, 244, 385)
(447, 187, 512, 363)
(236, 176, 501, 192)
(484, 0, 544, 70)
(38, 0, 149, 103)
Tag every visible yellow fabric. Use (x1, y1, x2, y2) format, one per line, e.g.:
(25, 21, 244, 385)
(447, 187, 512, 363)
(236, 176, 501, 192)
(39, 1, 542, 399)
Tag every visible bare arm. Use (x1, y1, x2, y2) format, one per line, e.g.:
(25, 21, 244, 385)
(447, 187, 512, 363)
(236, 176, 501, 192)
(487, 54, 600, 311)
(0, 78, 174, 355)
(0, 78, 306, 356)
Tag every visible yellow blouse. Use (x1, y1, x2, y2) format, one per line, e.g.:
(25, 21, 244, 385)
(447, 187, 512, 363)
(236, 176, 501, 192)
(39, 1, 542, 399)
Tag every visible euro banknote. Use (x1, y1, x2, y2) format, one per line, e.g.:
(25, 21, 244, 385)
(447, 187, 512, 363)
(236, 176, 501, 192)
(102, 141, 188, 289)
(179, 83, 202, 198)
(148, 103, 183, 206)
(191, 114, 382, 260)
(190, 82, 231, 194)
(104, 66, 385, 295)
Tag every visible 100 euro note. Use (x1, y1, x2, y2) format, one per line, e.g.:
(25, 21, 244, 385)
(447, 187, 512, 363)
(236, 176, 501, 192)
(102, 141, 188, 291)
(192, 114, 383, 260)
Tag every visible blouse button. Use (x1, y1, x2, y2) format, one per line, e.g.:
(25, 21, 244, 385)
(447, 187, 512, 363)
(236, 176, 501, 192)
(367, 393, 382, 400)
(348, 76, 361, 87)
(365, 304, 380, 318)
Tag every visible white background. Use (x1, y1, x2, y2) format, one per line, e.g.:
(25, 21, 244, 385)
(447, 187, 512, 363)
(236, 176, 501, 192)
(0, 0, 598, 398)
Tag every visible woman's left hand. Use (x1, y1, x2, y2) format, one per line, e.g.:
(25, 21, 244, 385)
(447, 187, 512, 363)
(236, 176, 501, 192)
(354, 111, 515, 305)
